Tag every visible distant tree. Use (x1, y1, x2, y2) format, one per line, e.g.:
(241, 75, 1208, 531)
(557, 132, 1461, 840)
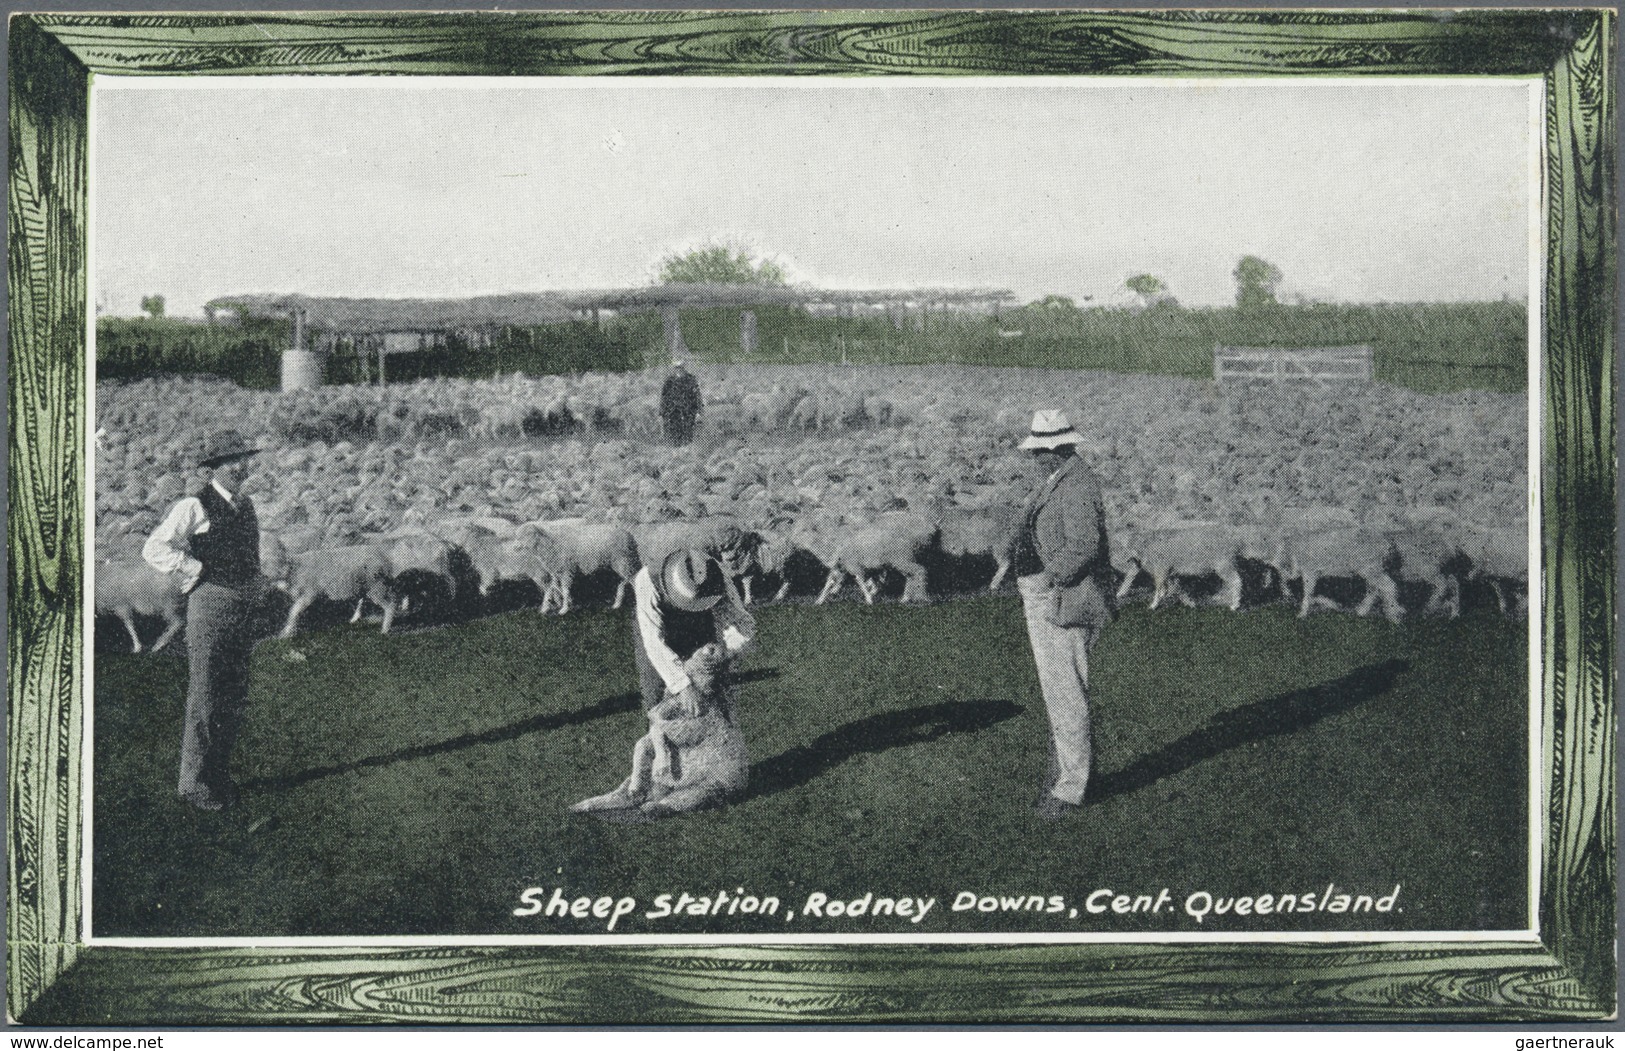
(1029, 294, 1077, 310)
(140, 294, 166, 319)
(1125, 273, 1165, 300)
(659, 243, 787, 285)
(1125, 273, 1179, 311)
(1233, 256, 1283, 310)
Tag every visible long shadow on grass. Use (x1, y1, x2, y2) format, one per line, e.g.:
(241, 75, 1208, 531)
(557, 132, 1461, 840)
(1092, 659, 1409, 801)
(742, 697, 1022, 802)
(244, 666, 781, 792)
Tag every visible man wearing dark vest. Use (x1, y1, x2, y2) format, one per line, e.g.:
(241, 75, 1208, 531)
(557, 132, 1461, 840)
(632, 548, 755, 714)
(1010, 410, 1116, 820)
(660, 360, 702, 446)
(143, 429, 265, 811)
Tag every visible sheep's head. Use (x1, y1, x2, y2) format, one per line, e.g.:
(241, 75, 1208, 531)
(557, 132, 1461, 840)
(682, 642, 729, 699)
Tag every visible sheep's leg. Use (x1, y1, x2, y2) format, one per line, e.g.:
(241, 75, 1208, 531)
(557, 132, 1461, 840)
(898, 562, 928, 603)
(377, 592, 398, 634)
(554, 572, 574, 615)
(1220, 564, 1244, 611)
(570, 775, 640, 812)
(610, 575, 630, 610)
(1149, 569, 1170, 611)
(1441, 576, 1461, 618)
(642, 782, 725, 816)
(858, 572, 879, 604)
(988, 557, 1010, 592)
(772, 580, 792, 603)
(651, 733, 679, 785)
(281, 594, 316, 638)
(118, 611, 144, 653)
(815, 570, 844, 605)
(151, 616, 183, 652)
(1489, 579, 1509, 615)
(533, 576, 556, 614)
(350, 598, 367, 624)
(1115, 565, 1140, 600)
(1372, 573, 1402, 624)
(1297, 574, 1319, 618)
(741, 575, 755, 606)
(626, 736, 658, 799)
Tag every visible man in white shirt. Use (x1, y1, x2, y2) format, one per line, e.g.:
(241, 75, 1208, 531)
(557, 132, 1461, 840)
(142, 429, 264, 811)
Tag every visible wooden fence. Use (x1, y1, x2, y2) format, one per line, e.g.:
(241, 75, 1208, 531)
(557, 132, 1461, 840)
(1212, 344, 1375, 385)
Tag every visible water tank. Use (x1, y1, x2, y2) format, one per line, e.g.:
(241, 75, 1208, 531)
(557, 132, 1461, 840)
(281, 349, 324, 391)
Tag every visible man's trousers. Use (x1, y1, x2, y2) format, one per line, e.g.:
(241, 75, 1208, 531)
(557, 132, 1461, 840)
(1017, 574, 1097, 806)
(179, 582, 254, 802)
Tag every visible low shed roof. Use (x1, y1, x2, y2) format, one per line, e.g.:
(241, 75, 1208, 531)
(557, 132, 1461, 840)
(208, 284, 1016, 333)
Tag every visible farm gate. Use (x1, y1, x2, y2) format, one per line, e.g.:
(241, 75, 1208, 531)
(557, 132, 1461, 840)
(1212, 344, 1375, 386)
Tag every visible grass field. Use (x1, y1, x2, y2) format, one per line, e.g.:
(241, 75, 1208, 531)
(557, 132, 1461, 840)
(93, 596, 1529, 938)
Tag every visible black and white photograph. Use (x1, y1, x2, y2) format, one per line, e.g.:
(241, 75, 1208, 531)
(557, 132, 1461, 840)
(86, 74, 1538, 942)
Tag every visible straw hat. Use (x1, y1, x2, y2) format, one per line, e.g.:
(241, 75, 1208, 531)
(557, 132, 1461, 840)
(1018, 410, 1082, 451)
(660, 548, 725, 611)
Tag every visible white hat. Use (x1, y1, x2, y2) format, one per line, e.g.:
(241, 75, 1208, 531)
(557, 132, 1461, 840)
(1019, 409, 1082, 451)
(660, 548, 725, 611)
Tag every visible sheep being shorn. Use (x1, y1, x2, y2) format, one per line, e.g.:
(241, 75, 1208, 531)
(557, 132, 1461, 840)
(95, 559, 186, 652)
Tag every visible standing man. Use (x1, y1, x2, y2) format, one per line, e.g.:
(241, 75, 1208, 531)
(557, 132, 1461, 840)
(660, 359, 702, 445)
(1011, 410, 1116, 820)
(633, 548, 756, 714)
(143, 429, 265, 811)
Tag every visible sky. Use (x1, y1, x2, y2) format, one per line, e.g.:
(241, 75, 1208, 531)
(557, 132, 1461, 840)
(94, 77, 1538, 318)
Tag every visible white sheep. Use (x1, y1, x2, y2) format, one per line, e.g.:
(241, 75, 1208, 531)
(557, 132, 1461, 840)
(933, 504, 1022, 592)
(633, 517, 759, 587)
(274, 544, 401, 637)
(1384, 523, 1468, 618)
(444, 522, 562, 611)
(1125, 522, 1276, 612)
(1276, 525, 1401, 622)
(384, 529, 461, 602)
(95, 559, 186, 653)
(815, 512, 938, 605)
(1463, 522, 1528, 616)
(516, 518, 640, 614)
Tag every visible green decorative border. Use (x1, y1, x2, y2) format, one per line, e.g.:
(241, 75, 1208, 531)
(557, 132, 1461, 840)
(7, 9, 1615, 1024)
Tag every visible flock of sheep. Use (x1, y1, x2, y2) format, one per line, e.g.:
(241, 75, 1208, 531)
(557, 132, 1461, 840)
(93, 364, 1530, 652)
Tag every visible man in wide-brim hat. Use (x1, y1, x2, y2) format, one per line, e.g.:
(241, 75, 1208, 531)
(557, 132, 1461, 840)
(1010, 410, 1116, 820)
(632, 547, 756, 715)
(142, 428, 266, 811)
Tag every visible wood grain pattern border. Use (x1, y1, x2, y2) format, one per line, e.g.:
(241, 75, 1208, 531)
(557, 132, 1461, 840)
(7, 9, 1615, 1024)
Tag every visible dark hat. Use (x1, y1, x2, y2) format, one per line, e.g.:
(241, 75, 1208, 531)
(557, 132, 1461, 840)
(660, 548, 725, 611)
(198, 429, 260, 469)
